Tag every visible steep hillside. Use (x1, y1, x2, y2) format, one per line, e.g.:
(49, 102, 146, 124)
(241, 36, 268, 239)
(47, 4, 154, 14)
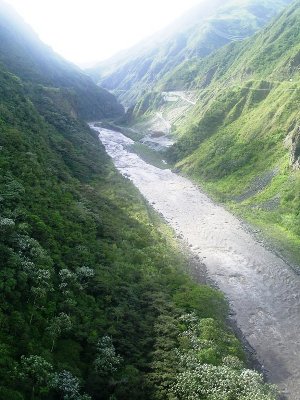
(167, 0, 300, 264)
(0, 3, 278, 400)
(0, 0, 123, 119)
(88, 0, 292, 106)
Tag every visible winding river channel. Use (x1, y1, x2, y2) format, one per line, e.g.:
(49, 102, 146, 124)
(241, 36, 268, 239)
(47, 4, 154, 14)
(91, 124, 300, 399)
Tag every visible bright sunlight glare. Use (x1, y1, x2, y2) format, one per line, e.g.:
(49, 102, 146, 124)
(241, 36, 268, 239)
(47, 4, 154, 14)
(4, 0, 204, 67)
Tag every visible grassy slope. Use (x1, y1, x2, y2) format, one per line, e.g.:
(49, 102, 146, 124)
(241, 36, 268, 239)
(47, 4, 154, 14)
(167, 0, 300, 266)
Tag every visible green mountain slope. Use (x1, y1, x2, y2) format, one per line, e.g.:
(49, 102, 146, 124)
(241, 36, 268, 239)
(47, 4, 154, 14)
(167, 0, 300, 264)
(88, 0, 292, 106)
(0, 0, 123, 120)
(0, 3, 276, 400)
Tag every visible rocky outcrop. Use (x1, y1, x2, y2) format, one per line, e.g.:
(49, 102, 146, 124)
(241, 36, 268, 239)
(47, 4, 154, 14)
(286, 123, 300, 170)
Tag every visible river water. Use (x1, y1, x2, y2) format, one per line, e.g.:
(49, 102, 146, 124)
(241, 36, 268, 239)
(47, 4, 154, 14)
(91, 124, 300, 399)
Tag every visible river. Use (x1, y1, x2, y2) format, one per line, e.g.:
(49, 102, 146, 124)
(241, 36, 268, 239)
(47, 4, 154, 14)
(90, 124, 300, 399)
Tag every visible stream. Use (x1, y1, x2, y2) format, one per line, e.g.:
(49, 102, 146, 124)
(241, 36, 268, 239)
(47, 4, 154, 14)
(90, 124, 300, 399)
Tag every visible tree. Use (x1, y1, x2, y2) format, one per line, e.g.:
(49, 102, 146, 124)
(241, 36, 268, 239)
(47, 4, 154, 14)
(47, 313, 72, 352)
(20, 241, 53, 324)
(94, 336, 122, 376)
(170, 314, 278, 400)
(76, 266, 94, 289)
(16, 355, 52, 400)
(50, 370, 91, 400)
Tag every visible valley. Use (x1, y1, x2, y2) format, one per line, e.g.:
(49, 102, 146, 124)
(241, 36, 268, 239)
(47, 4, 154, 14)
(106, 0, 300, 269)
(1, 0, 300, 398)
(91, 123, 300, 399)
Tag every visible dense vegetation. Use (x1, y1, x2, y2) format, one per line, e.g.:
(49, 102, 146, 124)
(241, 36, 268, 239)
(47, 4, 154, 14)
(0, 2, 279, 399)
(0, 49, 277, 400)
(88, 0, 292, 106)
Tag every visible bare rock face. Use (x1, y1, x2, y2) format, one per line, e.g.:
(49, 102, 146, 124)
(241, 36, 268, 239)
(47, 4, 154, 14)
(290, 125, 300, 170)
(284, 123, 300, 170)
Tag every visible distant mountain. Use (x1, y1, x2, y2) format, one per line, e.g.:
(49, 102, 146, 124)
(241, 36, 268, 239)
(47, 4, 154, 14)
(0, 0, 124, 119)
(88, 0, 293, 106)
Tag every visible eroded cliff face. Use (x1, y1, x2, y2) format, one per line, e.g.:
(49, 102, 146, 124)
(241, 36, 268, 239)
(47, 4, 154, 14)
(289, 124, 300, 170)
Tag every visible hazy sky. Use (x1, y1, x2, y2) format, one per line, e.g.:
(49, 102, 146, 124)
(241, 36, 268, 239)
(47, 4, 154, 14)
(5, 0, 203, 66)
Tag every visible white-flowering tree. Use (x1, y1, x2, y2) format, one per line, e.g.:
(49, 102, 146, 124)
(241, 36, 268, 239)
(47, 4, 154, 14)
(58, 266, 94, 305)
(16, 355, 53, 399)
(0, 217, 15, 234)
(76, 266, 95, 288)
(47, 313, 72, 352)
(172, 364, 278, 400)
(94, 336, 123, 376)
(59, 268, 78, 294)
(15, 233, 54, 324)
(22, 261, 53, 324)
(50, 370, 91, 400)
(169, 314, 278, 400)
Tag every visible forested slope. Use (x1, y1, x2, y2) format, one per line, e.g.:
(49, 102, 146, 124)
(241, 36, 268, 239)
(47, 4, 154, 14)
(0, 0, 123, 120)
